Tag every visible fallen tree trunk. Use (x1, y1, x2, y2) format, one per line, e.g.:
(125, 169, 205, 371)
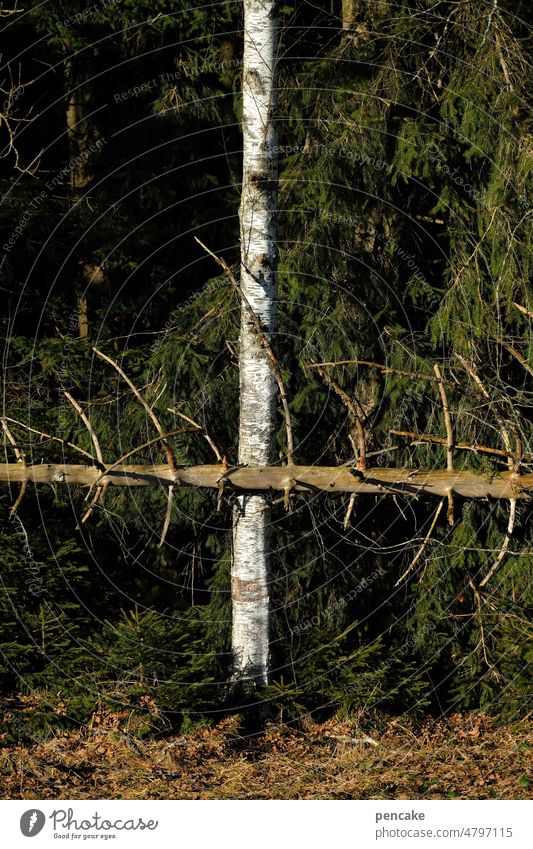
(1, 463, 530, 500)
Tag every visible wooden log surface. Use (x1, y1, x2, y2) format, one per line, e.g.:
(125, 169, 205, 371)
(0, 463, 531, 500)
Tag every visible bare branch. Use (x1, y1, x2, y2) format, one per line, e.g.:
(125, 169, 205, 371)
(1, 417, 27, 513)
(1, 417, 24, 462)
(493, 337, 533, 378)
(194, 237, 294, 464)
(458, 358, 521, 589)
(157, 485, 175, 548)
(434, 364, 455, 524)
(66, 385, 110, 523)
(513, 302, 533, 319)
(343, 492, 357, 529)
(93, 348, 177, 470)
(90, 427, 192, 491)
(3, 416, 94, 461)
(309, 360, 448, 384)
(434, 365, 454, 471)
(1, 462, 529, 500)
(64, 392, 104, 467)
(167, 408, 224, 464)
(479, 499, 517, 588)
(314, 365, 366, 471)
(390, 430, 532, 463)
(395, 499, 445, 586)
(457, 355, 513, 458)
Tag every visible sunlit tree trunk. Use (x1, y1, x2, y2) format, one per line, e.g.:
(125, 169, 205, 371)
(231, 0, 278, 692)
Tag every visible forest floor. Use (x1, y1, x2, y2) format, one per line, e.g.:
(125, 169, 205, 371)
(1, 711, 531, 800)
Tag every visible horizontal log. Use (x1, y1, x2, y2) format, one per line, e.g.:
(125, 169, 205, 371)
(0, 463, 531, 500)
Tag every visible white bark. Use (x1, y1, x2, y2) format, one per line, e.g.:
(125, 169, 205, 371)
(232, 0, 278, 690)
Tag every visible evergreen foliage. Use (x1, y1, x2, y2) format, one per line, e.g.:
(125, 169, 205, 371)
(1, 0, 531, 739)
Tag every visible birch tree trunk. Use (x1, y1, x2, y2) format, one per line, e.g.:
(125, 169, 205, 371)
(232, 0, 278, 692)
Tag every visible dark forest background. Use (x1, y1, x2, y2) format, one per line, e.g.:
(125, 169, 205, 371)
(0, 0, 531, 741)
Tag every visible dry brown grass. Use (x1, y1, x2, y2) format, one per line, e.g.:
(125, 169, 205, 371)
(1, 712, 531, 800)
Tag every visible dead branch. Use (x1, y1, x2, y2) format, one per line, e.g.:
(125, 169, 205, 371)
(390, 430, 532, 463)
(479, 499, 517, 588)
(458, 357, 520, 587)
(1, 417, 27, 513)
(3, 416, 95, 461)
(395, 498, 445, 586)
(0, 60, 40, 176)
(64, 393, 108, 520)
(493, 337, 533, 378)
(158, 485, 175, 548)
(309, 360, 447, 384)
(1, 462, 530, 500)
(434, 364, 455, 524)
(93, 348, 177, 470)
(64, 392, 104, 467)
(313, 365, 366, 471)
(343, 492, 357, 529)
(167, 408, 224, 464)
(89, 427, 192, 491)
(434, 366, 454, 471)
(194, 236, 294, 464)
(456, 356, 514, 457)
(513, 302, 533, 318)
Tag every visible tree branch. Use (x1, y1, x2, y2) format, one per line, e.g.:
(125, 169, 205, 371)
(1, 462, 529, 500)
(167, 407, 225, 464)
(390, 430, 532, 463)
(309, 360, 448, 384)
(434, 364, 455, 524)
(1, 417, 27, 513)
(493, 337, 533, 378)
(194, 236, 294, 464)
(395, 499, 445, 586)
(314, 365, 366, 471)
(93, 348, 178, 470)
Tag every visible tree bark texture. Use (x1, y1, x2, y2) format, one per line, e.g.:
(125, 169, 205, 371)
(232, 0, 279, 690)
(2, 463, 529, 500)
